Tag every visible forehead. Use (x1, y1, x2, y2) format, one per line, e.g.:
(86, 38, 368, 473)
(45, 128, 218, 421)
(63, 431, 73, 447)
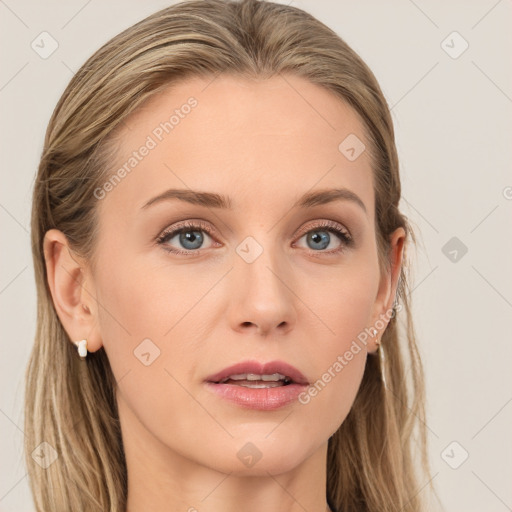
(101, 74, 374, 217)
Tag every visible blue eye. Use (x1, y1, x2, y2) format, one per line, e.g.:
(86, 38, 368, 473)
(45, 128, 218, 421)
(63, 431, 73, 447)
(295, 221, 353, 254)
(156, 221, 215, 255)
(156, 220, 353, 256)
(168, 230, 205, 250)
(304, 230, 340, 251)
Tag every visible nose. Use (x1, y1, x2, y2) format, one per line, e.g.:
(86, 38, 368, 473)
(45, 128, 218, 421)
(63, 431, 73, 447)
(228, 244, 297, 337)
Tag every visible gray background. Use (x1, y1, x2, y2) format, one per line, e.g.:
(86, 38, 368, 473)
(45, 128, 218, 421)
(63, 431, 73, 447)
(1, 0, 511, 510)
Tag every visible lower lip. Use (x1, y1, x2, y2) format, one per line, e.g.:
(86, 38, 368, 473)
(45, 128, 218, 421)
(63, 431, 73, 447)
(204, 382, 308, 410)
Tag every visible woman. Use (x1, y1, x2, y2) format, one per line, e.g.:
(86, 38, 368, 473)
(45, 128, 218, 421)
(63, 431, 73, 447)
(24, 0, 431, 510)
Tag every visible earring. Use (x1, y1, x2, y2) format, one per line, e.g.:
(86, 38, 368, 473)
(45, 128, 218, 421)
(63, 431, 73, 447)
(74, 339, 88, 359)
(370, 327, 380, 348)
(369, 328, 386, 386)
(379, 344, 388, 389)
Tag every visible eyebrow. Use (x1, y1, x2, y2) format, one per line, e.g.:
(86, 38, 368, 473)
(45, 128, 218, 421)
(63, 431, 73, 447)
(141, 187, 367, 213)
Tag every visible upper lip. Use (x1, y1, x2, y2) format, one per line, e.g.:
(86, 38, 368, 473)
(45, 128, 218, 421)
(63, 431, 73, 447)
(205, 360, 309, 385)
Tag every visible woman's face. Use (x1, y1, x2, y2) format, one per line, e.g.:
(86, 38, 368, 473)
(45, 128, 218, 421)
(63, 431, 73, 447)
(84, 74, 403, 476)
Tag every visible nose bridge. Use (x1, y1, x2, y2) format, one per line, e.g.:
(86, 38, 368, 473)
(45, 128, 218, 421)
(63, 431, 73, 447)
(229, 230, 296, 334)
(236, 226, 287, 280)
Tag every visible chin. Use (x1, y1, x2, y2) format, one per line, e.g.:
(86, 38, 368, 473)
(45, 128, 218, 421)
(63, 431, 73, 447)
(212, 453, 310, 477)
(201, 431, 318, 476)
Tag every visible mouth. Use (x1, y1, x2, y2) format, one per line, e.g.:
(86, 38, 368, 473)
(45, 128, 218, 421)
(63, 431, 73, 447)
(215, 372, 293, 388)
(205, 359, 309, 386)
(204, 360, 309, 410)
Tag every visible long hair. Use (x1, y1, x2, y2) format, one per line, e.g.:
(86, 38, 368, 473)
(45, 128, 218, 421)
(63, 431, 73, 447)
(25, 1, 431, 510)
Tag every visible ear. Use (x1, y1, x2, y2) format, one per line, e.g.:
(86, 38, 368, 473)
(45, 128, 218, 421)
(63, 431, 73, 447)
(43, 229, 103, 354)
(368, 226, 406, 352)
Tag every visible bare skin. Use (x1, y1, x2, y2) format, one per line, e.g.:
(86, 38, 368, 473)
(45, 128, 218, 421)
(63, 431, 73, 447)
(44, 74, 404, 512)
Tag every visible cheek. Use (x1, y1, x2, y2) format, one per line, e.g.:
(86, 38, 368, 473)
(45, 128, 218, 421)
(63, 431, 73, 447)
(93, 244, 205, 349)
(302, 253, 380, 343)
(91, 244, 180, 387)
(92, 244, 218, 409)
(93, 251, 213, 458)
(294, 257, 379, 431)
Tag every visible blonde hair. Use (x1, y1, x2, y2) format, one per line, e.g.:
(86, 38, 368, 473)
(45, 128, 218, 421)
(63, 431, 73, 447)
(25, 0, 431, 510)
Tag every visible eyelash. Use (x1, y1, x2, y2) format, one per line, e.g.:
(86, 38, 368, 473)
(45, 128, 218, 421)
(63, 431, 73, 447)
(156, 219, 353, 256)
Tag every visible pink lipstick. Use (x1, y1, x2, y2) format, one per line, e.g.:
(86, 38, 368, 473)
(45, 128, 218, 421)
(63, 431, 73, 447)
(204, 360, 309, 411)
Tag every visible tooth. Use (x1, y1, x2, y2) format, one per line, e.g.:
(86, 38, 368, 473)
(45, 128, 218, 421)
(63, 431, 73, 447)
(228, 374, 248, 381)
(218, 372, 290, 384)
(261, 373, 285, 381)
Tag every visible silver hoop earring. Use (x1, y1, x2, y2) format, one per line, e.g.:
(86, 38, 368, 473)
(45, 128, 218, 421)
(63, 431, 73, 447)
(74, 339, 88, 359)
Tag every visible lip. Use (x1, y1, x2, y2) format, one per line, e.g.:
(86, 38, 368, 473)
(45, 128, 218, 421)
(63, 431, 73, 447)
(204, 359, 309, 411)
